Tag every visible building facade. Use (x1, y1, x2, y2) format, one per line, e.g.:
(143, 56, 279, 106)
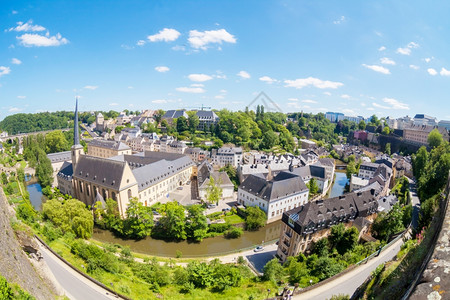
(88, 139, 132, 158)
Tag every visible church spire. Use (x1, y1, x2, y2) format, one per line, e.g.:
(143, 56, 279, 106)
(74, 97, 80, 146)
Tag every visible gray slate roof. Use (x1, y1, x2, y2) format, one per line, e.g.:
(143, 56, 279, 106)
(47, 151, 71, 163)
(89, 139, 130, 151)
(73, 155, 128, 190)
(239, 171, 308, 201)
(57, 161, 73, 180)
(163, 110, 188, 119)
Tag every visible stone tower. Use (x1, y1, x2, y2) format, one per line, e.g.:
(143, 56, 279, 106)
(71, 98, 84, 169)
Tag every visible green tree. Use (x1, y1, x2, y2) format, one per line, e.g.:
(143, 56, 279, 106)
(45, 130, 69, 153)
(385, 143, 391, 155)
(176, 116, 189, 133)
(43, 198, 94, 239)
(261, 130, 278, 150)
(308, 178, 319, 195)
(358, 120, 366, 130)
(245, 206, 266, 230)
(263, 258, 284, 283)
(205, 176, 222, 204)
(382, 126, 390, 135)
(1, 172, 8, 185)
(187, 261, 214, 288)
(372, 204, 404, 241)
(412, 146, 428, 178)
(346, 161, 357, 180)
(186, 204, 208, 241)
(0, 275, 12, 300)
(187, 112, 200, 133)
(158, 201, 187, 240)
(122, 199, 154, 239)
(428, 128, 443, 148)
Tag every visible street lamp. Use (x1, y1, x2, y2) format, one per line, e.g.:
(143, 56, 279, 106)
(267, 288, 271, 299)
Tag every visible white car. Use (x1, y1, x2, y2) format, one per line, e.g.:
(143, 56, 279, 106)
(254, 246, 264, 252)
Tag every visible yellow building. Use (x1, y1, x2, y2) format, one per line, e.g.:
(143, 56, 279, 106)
(88, 139, 131, 158)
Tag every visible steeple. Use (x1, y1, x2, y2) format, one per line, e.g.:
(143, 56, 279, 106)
(71, 98, 84, 169)
(74, 97, 80, 146)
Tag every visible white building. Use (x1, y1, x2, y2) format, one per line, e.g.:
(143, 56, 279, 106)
(237, 172, 309, 222)
(212, 146, 243, 168)
(358, 162, 380, 179)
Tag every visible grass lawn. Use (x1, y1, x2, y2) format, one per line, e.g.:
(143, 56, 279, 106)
(224, 214, 245, 225)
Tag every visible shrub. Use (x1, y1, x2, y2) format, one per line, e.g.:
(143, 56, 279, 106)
(208, 223, 231, 233)
(224, 227, 243, 239)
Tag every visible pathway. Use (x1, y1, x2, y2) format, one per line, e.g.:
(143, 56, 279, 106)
(38, 240, 118, 300)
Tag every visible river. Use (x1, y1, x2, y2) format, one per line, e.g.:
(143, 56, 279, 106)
(93, 220, 283, 258)
(329, 171, 349, 198)
(25, 175, 46, 211)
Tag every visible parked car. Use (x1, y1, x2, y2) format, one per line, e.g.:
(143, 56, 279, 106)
(207, 204, 216, 209)
(177, 186, 183, 190)
(222, 207, 231, 212)
(186, 180, 191, 185)
(254, 246, 264, 252)
(152, 210, 159, 215)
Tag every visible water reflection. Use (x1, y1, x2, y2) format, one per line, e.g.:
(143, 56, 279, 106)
(329, 172, 349, 198)
(93, 221, 282, 257)
(26, 183, 45, 211)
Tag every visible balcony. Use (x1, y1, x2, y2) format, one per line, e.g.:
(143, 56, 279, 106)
(283, 240, 291, 248)
(285, 231, 292, 238)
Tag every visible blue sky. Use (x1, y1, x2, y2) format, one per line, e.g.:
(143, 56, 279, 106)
(1, 0, 450, 121)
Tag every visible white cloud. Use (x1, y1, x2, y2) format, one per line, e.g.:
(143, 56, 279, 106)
(152, 99, 167, 104)
(367, 107, 375, 111)
(362, 64, 390, 74)
(284, 77, 343, 89)
(378, 46, 386, 51)
(259, 76, 278, 84)
(136, 40, 146, 46)
(9, 20, 45, 32)
(155, 66, 170, 73)
(17, 33, 68, 47)
(215, 95, 225, 99)
(440, 67, 450, 76)
(323, 91, 332, 96)
(427, 68, 437, 76)
(396, 42, 419, 55)
(302, 99, 317, 103)
(237, 70, 250, 79)
(188, 74, 213, 82)
(17, 96, 26, 99)
(84, 85, 98, 90)
(287, 102, 301, 109)
(333, 16, 346, 25)
(288, 98, 298, 102)
(12, 10, 18, 15)
(0, 66, 11, 77)
(147, 28, 180, 42)
(372, 102, 390, 109)
(171, 45, 186, 51)
(341, 94, 351, 99)
(380, 57, 396, 65)
(176, 87, 206, 93)
(409, 65, 420, 70)
(9, 107, 21, 112)
(424, 57, 433, 63)
(188, 29, 236, 50)
(109, 102, 119, 106)
(382, 97, 409, 110)
(11, 58, 22, 65)
(128, 86, 134, 89)
(190, 83, 204, 87)
(219, 89, 227, 93)
(342, 109, 356, 115)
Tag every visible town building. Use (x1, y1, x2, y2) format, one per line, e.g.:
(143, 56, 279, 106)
(413, 114, 437, 127)
(438, 120, 450, 131)
(162, 110, 188, 125)
(196, 111, 219, 131)
(276, 189, 378, 262)
(184, 147, 209, 163)
(325, 112, 344, 123)
(116, 112, 133, 125)
(299, 139, 316, 149)
(358, 162, 380, 179)
(47, 151, 71, 186)
(197, 161, 234, 201)
(403, 124, 449, 146)
(237, 172, 309, 222)
(211, 146, 243, 168)
(88, 139, 132, 158)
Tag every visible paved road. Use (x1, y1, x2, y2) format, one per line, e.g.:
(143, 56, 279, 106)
(408, 178, 420, 230)
(39, 242, 116, 300)
(293, 236, 404, 300)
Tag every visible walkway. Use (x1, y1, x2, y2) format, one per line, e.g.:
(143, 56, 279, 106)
(293, 237, 404, 300)
(408, 178, 420, 230)
(38, 240, 118, 300)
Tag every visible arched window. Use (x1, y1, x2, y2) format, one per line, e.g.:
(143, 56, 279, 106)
(102, 188, 107, 200)
(112, 192, 116, 201)
(128, 189, 132, 199)
(79, 181, 83, 193)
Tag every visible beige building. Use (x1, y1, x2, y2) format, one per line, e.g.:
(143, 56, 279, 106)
(276, 189, 378, 262)
(403, 125, 449, 146)
(88, 139, 132, 158)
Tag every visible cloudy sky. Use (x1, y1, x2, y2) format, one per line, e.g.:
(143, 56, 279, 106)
(1, 1, 450, 120)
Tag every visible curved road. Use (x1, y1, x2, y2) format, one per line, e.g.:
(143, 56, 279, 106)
(39, 242, 117, 300)
(293, 237, 403, 300)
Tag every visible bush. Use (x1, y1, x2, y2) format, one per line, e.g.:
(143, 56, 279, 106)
(208, 223, 231, 233)
(17, 201, 37, 224)
(245, 206, 266, 230)
(224, 227, 243, 239)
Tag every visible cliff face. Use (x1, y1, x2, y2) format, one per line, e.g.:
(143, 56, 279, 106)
(0, 191, 56, 300)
